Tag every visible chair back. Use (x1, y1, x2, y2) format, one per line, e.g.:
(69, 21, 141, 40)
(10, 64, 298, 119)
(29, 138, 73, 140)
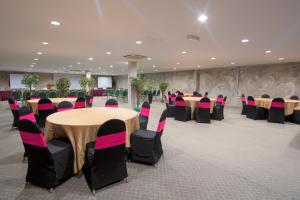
(38, 91, 47, 99)
(198, 97, 211, 109)
(156, 109, 167, 134)
(37, 98, 54, 111)
(8, 97, 19, 111)
(204, 92, 208, 98)
(86, 96, 94, 107)
(175, 96, 186, 107)
(268, 98, 285, 123)
(290, 95, 299, 100)
(140, 101, 150, 118)
(241, 94, 247, 104)
(270, 98, 285, 109)
(261, 94, 270, 98)
(19, 107, 36, 122)
(247, 96, 255, 106)
(57, 101, 73, 112)
(170, 94, 176, 104)
(105, 99, 118, 108)
(177, 92, 184, 97)
(216, 95, 224, 107)
(74, 97, 86, 109)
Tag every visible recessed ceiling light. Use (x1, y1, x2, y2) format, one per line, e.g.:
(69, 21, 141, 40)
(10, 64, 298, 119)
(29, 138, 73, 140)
(50, 21, 60, 26)
(32, 62, 36, 65)
(181, 51, 188, 54)
(88, 57, 94, 61)
(278, 57, 284, 61)
(42, 42, 49, 45)
(176, 62, 180, 65)
(155, 69, 158, 72)
(147, 57, 152, 61)
(98, 67, 102, 70)
(198, 14, 208, 22)
(109, 65, 113, 68)
(136, 41, 143, 44)
(36, 52, 43, 55)
(265, 50, 271, 54)
(197, 65, 201, 68)
(173, 67, 177, 70)
(77, 62, 81, 65)
(30, 65, 34, 68)
(106, 51, 112, 55)
(34, 58, 38, 61)
(231, 62, 235, 65)
(241, 39, 249, 43)
(211, 57, 216, 60)
(152, 65, 156, 68)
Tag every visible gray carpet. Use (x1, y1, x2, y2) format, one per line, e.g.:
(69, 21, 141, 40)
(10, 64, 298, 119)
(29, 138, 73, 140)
(0, 97, 300, 200)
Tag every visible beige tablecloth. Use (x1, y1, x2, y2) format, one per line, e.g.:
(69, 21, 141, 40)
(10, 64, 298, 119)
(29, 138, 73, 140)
(183, 97, 216, 119)
(44, 107, 139, 173)
(27, 98, 77, 114)
(254, 98, 300, 116)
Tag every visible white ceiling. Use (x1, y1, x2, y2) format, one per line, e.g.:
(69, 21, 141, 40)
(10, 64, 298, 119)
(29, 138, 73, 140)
(0, 0, 300, 75)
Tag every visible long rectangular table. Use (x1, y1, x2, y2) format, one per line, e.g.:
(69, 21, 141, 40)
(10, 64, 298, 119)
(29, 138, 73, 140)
(91, 89, 106, 96)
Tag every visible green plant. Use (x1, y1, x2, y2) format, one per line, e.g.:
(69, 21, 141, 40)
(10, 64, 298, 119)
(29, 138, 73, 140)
(130, 76, 145, 109)
(79, 77, 96, 95)
(159, 82, 169, 102)
(144, 79, 155, 92)
(21, 73, 40, 94)
(55, 77, 71, 97)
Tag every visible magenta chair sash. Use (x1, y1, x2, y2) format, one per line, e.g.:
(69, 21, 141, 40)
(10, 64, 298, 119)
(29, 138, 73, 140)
(140, 107, 150, 117)
(271, 102, 284, 108)
(105, 104, 118, 108)
(95, 131, 126, 150)
(175, 101, 185, 107)
(75, 101, 86, 108)
(19, 113, 36, 122)
(198, 102, 210, 109)
(248, 100, 255, 106)
(241, 96, 246, 102)
(89, 98, 93, 105)
(20, 131, 47, 147)
(38, 103, 54, 110)
(164, 97, 168, 104)
(216, 97, 224, 105)
(57, 107, 73, 112)
(171, 97, 176, 102)
(68, 96, 76, 98)
(9, 103, 19, 110)
(156, 119, 166, 133)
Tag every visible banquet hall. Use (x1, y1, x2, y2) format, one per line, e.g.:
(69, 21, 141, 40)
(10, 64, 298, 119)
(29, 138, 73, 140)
(0, 0, 300, 199)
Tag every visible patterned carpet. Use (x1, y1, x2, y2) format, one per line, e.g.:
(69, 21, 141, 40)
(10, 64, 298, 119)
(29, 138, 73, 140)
(0, 97, 300, 200)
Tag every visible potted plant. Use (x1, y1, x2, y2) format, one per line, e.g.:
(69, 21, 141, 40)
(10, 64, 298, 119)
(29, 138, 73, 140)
(159, 82, 169, 103)
(55, 76, 71, 97)
(21, 73, 40, 95)
(79, 77, 96, 95)
(144, 79, 155, 104)
(130, 76, 145, 111)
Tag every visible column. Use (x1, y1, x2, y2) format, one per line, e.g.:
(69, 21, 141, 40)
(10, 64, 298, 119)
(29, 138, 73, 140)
(128, 61, 138, 108)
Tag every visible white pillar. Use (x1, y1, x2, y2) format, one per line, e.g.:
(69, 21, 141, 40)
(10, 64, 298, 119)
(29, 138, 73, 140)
(128, 61, 138, 108)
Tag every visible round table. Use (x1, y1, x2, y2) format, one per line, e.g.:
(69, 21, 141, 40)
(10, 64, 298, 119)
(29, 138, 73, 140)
(27, 98, 77, 114)
(254, 98, 300, 116)
(182, 97, 216, 119)
(44, 107, 140, 173)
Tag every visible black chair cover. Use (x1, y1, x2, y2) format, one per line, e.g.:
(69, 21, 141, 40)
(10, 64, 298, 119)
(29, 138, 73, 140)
(268, 98, 285, 123)
(212, 95, 224, 120)
(241, 94, 247, 115)
(261, 94, 270, 98)
(82, 119, 127, 193)
(164, 95, 175, 118)
(174, 96, 191, 121)
(18, 119, 74, 190)
(86, 95, 94, 107)
(74, 97, 86, 109)
(37, 98, 55, 128)
(246, 96, 265, 120)
(105, 98, 118, 107)
(292, 110, 300, 124)
(290, 95, 299, 100)
(139, 101, 150, 130)
(195, 97, 211, 123)
(130, 109, 167, 165)
(19, 106, 36, 122)
(8, 97, 19, 128)
(57, 101, 73, 112)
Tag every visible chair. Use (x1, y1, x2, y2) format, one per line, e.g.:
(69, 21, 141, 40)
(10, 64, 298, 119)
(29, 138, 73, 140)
(37, 99, 55, 127)
(261, 94, 270, 98)
(195, 97, 211, 123)
(39, 91, 47, 99)
(82, 119, 128, 194)
(164, 95, 175, 118)
(246, 96, 265, 120)
(193, 91, 202, 97)
(174, 96, 191, 122)
(241, 94, 247, 115)
(291, 109, 300, 124)
(268, 98, 285, 123)
(48, 91, 58, 98)
(18, 119, 74, 191)
(130, 109, 167, 165)
(77, 91, 85, 98)
(290, 95, 299, 100)
(8, 97, 19, 128)
(74, 97, 86, 109)
(86, 96, 94, 107)
(139, 102, 150, 130)
(105, 99, 118, 108)
(68, 91, 77, 98)
(211, 95, 224, 120)
(19, 106, 36, 122)
(57, 101, 73, 112)
(204, 92, 208, 98)
(177, 92, 184, 97)
(170, 94, 176, 105)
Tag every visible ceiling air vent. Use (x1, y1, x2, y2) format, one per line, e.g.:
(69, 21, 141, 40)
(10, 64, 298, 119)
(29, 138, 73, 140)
(186, 34, 200, 41)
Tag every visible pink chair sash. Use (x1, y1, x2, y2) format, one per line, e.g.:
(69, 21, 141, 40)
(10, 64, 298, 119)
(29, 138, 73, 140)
(241, 96, 246, 102)
(95, 131, 126, 150)
(140, 107, 150, 117)
(38, 103, 54, 110)
(105, 104, 118, 108)
(9, 103, 18, 110)
(19, 113, 36, 122)
(271, 102, 284, 108)
(75, 101, 86, 108)
(248, 100, 255, 106)
(171, 97, 176, 102)
(175, 101, 185, 107)
(68, 96, 76, 98)
(20, 131, 47, 147)
(198, 102, 210, 109)
(156, 119, 166, 133)
(89, 98, 93, 105)
(57, 107, 73, 112)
